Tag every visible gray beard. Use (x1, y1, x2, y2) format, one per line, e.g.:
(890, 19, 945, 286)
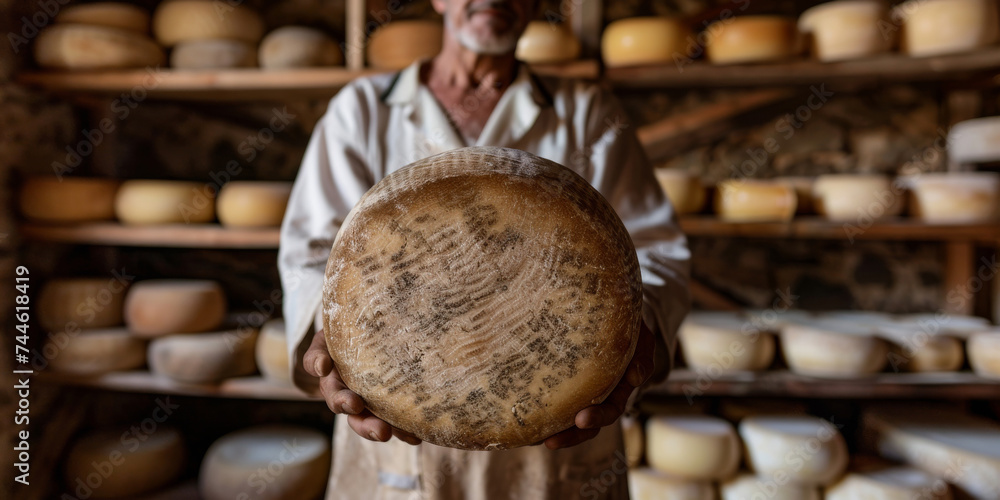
(448, 15, 520, 55)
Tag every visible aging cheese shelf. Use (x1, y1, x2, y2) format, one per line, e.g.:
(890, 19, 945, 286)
(38, 371, 319, 401)
(20, 223, 280, 249)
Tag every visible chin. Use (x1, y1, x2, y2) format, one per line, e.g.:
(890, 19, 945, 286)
(457, 29, 520, 55)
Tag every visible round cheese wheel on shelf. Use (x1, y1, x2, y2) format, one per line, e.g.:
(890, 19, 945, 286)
(968, 331, 1000, 379)
(366, 20, 442, 70)
(47, 328, 146, 375)
(948, 116, 1000, 165)
(812, 174, 904, 221)
(35, 24, 165, 70)
(199, 425, 330, 500)
(601, 17, 691, 68)
(56, 3, 151, 33)
(124, 280, 226, 336)
(825, 465, 953, 500)
(115, 180, 215, 225)
(780, 319, 888, 378)
(65, 427, 185, 499)
(705, 16, 799, 65)
(20, 177, 119, 223)
(655, 170, 707, 215)
(739, 415, 849, 486)
(152, 0, 264, 46)
(646, 415, 741, 481)
(515, 21, 580, 64)
(148, 328, 257, 383)
(259, 27, 342, 69)
(255, 318, 291, 384)
(881, 330, 964, 373)
(38, 278, 126, 332)
(776, 176, 816, 214)
(902, 173, 1000, 223)
(714, 180, 797, 222)
(216, 181, 292, 228)
(798, 0, 892, 62)
(721, 472, 822, 500)
(895, 0, 1000, 57)
(170, 40, 257, 69)
(323, 147, 642, 450)
(627, 468, 715, 500)
(621, 415, 644, 468)
(678, 311, 775, 371)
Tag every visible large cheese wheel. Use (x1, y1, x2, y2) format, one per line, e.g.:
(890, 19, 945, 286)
(621, 415, 644, 468)
(56, 3, 151, 33)
(65, 427, 185, 498)
(34, 24, 165, 70)
(865, 408, 1000, 499)
(903, 173, 1000, 223)
(20, 177, 119, 223)
(199, 425, 330, 500)
(881, 330, 965, 373)
(714, 180, 797, 222)
(825, 465, 953, 500)
(646, 415, 741, 481)
(216, 181, 292, 228)
(780, 320, 888, 377)
(627, 468, 715, 500)
(948, 116, 1000, 165)
(515, 21, 580, 64)
(259, 27, 342, 69)
(705, 16, 798, 65)
(812, 174, 904, 221)
(720, 472, 821, 500)
(895, 0, 1000, 57)
(601, 17, 691, 68)
(152, 0, 264, 46)
(47, 328, 146, 375)
(170, 40, 257, 69)
(740, 416, 849, 486)
(655, 170, 707, 215)
(798, 1, 892, 62)
(255, 318, 291, 384)
(38, 278, 125, 332)
(678, 311, 775, 371)
(366, 21, 442, 70)
(968, 331, 1000, 379)
(115, 180, 215, 225)
(322, 147, 642, 450)
(124, 280, 226, 336)
(148, 329, 257, 383)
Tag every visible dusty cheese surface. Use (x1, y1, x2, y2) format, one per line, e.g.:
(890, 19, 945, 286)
(323, 147, 642, 450)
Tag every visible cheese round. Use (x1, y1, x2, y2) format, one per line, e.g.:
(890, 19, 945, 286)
(148, 328, 257, 383)
(322, 147, 642, 450)
(798, 1, 892, 62)
(739, 416, 849, 486)
(705, 16, 798, 65)
(259, 27, 342, 69)
(646, 415, 741, 481)
(20, 177, 119, 223)
(255, 318, 291, 385)
(56, 3, 151, 33)
(948, 117, 1000, 165)
(903, 173, 1000, 223)
(601, 17, 691, 68)
(216, 181, 292, 228)
(627, 468, 715, 500)
(366, 20, 442, 70)
(152, 0, 264, 46)
(813, 174, 904, 221)
(115, 180, 215, 225)
(34, 24, 165, 70)
(780, 319, 888, 378)
(38, 278, 125, 332)
(678, 311, 775, 371)
(968, 331, 1000, 379)
(882, 331, 965, 373)
(721, 472, 822, 500)
(515, 21, 580, 64)
(655, 170, 707, 215)
(47, 328, 146, 375)
(776, 176, 816, 214)
(65, 427, 185, 499)
(825, 465, 953, 500)
(621, 415, 644, 468)
(170, 40, 257, 69)
(714, 180, 797, 222)
(895, 0, 1000, 57)
(124, 280, 226, 336)
(199, 425, 330, 500)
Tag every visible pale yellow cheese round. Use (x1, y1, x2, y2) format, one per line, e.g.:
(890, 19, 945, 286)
(115, 180, 215, 225)
(739, 415, 849, 486)
(825, 465, 953, 500)
(153, 0, 264, 47)
(903, 173, 1000, 223)
(34, 24, 165, 70)
(255, 318, 291, 385)
(780, 319, 889, 377)
(216, 181, 292, 228)
(968, 331, 1000, 379)
(65, 427, 185, 499)
(948, 116, 1000, 165)
(47, 328, 146, 375)
(655, 170, 707, 215)
(874, 314, 978, 372)
(149, 329, 257, 383)
(621, 415, 644, 468)
(515, 21, 580, 64)
(721, 472, 822, 500)
(20, 177, 119, 223)
(170, 39, 257, 69)
(714, 180, 797, 222)
(678, 311, 775, 371)
(813, 174, 904, 221)
(895, 0, 1000, 57)
(798, 1, 892, 62)
(367, 20, 442, 70)
(199, 425, 330, 500)
(124, 280, 226, 337)
(38, 278, 126, 332)
(259, 27, 343, 69)
(705, 16, 798, 65)
(601, 17, 691, 68)
(776, 176, 816, 214)
(646, 415, 741, 481)
(627, 468, 715, 500)
(56, 3, 151, 33)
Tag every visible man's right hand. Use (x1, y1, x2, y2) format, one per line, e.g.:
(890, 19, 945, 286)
(303, 330, 422, 445)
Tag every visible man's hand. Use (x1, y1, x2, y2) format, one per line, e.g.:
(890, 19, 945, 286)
(543, 322, 658, 450)
(303, 330, 422, 445)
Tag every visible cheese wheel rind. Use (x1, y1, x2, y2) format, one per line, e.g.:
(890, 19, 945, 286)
(515, 21, 581, 64)
(216, 181, 292, 228)
(601, 17, 691, 68)
(948, 117, 1000, 165)
(780, 320, 889, 377)
(646, 415, 741, 481)
(170, 40, 257, 69)
(678, 311, 775, 371)
(115, 180, 215, 225)
(259, 27, 343, 69)
(903, 173, 1000, 223)
(740, 415, 849, 486)
(705, 16, 798, 65)
(148, 329, 257, 383)
(798, 0, 892, 62)
(124, 280, 226, 336)
(715, 180, 797, 222)
(813, 174, 904, 221)
(256, 318, 292, 384)
(366, 21, 442, 70)
(895, 0, 1000, 57)
(655, 170, 706, 215)
(720, 472, 822, 500)
(65, 427, 185, 499)
(46, 328, 146, 375)
(55, 3, 151, 33)
(34, 24, 165, 70)
(152, 0, 264, 46)
(20, 177, 119, 223)
(38, 278, 126, 332)
(968, 331, 1000, 379)
(627, 468, 715, 500)
(825, 465, 953, 500)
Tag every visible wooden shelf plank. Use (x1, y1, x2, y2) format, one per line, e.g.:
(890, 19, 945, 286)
(679, 216, 1000, 241)
(21, 223, 280, 248)
(37, 371, 320, 401)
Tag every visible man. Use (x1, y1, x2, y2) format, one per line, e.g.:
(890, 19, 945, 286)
(278, 0, 690, 497)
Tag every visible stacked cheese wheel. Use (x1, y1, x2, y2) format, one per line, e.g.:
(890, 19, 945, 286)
(154, 0, 263, 69)
(64, 427, 186, 498)
(35, 3, 164, 70)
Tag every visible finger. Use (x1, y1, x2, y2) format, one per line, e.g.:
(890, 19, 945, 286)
(392, 427, 422, 446)
(347, 411, 393, 442)
(576, 381, 636, 429)
(303, 330, 333, 378)
(544, 426, 600, 450)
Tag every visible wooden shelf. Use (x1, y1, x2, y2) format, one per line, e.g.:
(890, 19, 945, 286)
(21, 223, 280, 248)
(679, 217, 1000, 242)
(38, 371, 320, 401)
